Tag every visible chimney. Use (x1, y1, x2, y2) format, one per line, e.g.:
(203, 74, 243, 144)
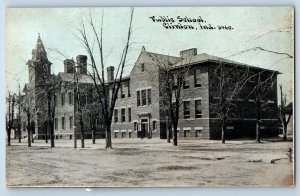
(107, 66, 115, 82)
(76, 55, 87, 74)
(64, 59, 75, 73)
(180, 48, 197, 59)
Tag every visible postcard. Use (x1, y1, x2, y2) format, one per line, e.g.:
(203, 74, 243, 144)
(5, 7, 294, 187)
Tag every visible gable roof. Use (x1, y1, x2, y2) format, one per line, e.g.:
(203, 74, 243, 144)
(144, 51, 182, 67)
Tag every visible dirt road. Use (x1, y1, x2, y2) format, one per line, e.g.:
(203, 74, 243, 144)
(6, 138, 294, 187)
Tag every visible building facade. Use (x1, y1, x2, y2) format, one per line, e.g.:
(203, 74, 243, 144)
(21, 35, 279, 140)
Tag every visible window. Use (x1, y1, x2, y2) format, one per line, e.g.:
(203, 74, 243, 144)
(184, 101, 190, 119)
(128, 83, 131, 97)
(195, 99, 202, 118)
(121, 108, 126, 123)
(128, 108, 131, 122)
(194, 68, 201, 87)
(68, 92, 73, 105)
(54, 118, 58, 130)
(184, 130, 190, 137)
(141, 89, 147, 106)
(62, 117, 65, 129)
(141, 63, 145, 72)
(61, 93, 65, 106)
(195, 130, 202, 137)
(114, 109, 118, 123)
(137, 91, 140, 106)
(153, 121, 156, 131)
(137, 89, 151, 107)
(183, 75, 190, 89)
(121, 85, 125, 98)
(69, 116, 73, 129)
(134, 122, 138, 131)
(147, 89, 151, 105)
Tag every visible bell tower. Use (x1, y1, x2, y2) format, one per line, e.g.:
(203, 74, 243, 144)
(27, 33, 52, 85)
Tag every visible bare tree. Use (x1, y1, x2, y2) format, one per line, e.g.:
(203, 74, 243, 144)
(209, 62, 251, 143)
(146, 51, 197, 146)
(278, 85, 292, 141)
(75, 8, 134, 149)
(74, 73, 86, 148)
(25, 34, 56, 147)
(6, 92, 15, 146)
(16, 85, 22, 143)
(244, 71, 277, 143)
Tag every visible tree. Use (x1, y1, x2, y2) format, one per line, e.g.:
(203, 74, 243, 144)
(145, 51, 195, 146)
(74, 72, 86, 148)
(230, 26, 293, 143)
(244, 71, 278, 143)
(278, 85, 292, 141)
(6, 92, 15, 146)
(26, 33, 56, 147)
(209, 62, 251, 143)
(75, 8, 134, 149)
(16, 85, 22, 143)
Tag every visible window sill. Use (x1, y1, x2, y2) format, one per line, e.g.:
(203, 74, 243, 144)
(138, 104, 152, 108)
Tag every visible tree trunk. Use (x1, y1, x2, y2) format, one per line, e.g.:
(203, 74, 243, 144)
(27, 126, 31, 147)
(7, 128, 11, 146)
(50, 121, 55, 148)
(92, 126, 96, 144)
(27, 112, 31, 147)
(256, 121, 260, 143)
(46, 122, 51, 144)
(80, 116, 84, 148)
(105, 123, 112, 149)
(31, 128, 34, 143)
(18, 125, 21, 143)
(256, 100, 261, 143)
(47, 93, 55, 147)
(45, 124, 48, 143)
(221, 121, 226, 144)
(167, 128, 172, 143)
(167, 119, 172, 143)
(173, 123, 178, 146)
(73, 126, 77, 149)
(283, 123, 287, 141)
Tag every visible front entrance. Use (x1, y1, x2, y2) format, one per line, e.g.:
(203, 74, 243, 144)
(138, 119, 150, 138)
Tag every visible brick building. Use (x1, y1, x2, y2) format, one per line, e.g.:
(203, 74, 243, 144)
(21, 35, 279, 140)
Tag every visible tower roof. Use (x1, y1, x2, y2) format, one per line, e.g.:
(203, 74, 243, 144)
(32, 33, 48, 61)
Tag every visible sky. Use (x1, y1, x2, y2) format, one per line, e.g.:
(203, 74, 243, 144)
(5, 7, 294, 101)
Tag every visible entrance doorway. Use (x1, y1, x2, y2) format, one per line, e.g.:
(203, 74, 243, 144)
(138, 119, 148, 138)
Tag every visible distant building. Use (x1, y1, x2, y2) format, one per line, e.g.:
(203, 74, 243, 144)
(21, 35, 279, 140)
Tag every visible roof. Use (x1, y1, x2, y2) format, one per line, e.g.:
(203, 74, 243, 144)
(58, 72, 104, 84)
(145, 51, 182, 67)
(172, 53, 279, 73)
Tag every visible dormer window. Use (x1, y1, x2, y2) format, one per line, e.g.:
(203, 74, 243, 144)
(141, 63, 145, 72)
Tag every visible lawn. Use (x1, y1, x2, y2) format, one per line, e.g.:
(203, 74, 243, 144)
(6, 138, 294, 187)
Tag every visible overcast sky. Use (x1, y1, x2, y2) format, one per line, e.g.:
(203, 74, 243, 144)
(6, 7, 294, 100)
